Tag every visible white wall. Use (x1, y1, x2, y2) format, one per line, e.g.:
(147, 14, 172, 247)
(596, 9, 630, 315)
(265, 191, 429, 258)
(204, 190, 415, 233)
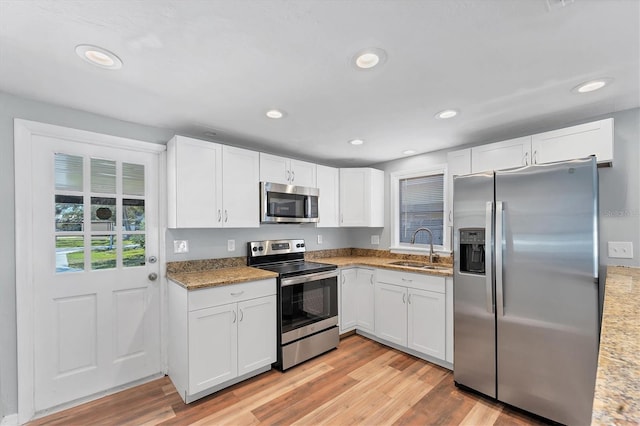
(351, 108, 640, 270)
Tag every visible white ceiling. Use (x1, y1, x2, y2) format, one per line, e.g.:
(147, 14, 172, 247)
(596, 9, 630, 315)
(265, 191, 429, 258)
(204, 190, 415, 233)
(1, 0, 638, 167)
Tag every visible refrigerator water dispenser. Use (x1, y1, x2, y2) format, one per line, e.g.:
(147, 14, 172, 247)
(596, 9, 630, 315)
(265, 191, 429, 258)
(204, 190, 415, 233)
(459, 229, 485, 274)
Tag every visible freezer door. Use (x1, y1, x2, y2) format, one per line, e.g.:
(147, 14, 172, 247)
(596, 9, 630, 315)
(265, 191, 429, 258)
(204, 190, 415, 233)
(495, 157, 599, 425)
(453, 171, 496, 398)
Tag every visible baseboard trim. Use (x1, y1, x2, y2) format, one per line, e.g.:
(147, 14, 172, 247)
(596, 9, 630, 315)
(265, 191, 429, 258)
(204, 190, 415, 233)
(1, 414, 18, 426)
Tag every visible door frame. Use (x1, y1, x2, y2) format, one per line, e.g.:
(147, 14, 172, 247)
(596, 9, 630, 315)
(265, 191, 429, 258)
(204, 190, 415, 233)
(14, 119, 167, 423)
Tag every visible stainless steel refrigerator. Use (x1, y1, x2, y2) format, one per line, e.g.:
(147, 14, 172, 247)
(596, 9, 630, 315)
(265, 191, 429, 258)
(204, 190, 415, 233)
(453, 157, 600, 425)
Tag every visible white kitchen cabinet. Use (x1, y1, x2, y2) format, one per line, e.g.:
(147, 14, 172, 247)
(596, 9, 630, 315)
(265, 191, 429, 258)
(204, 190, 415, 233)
(167, 135, 222, 228)
(445, 277, 453, 364)
(339, 267, 375, 333)
(375, 282, 407, 346)
(259, 152, 317, 187)
(167, 136, 259, 228)
(531, 118, 613, 166)
(446, 148, 472, 250)
(221, 145, 260, 228)
(374, 269, 446, 362)
(339, 168, 384, 227)
(316, 164, 340, 228)
(471, 136, 532, 173)
(407, 288, 445, 360)
(168, 279, 276, 403)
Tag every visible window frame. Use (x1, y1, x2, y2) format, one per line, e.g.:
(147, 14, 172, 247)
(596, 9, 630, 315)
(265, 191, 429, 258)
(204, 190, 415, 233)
(390, 164, 450, 254)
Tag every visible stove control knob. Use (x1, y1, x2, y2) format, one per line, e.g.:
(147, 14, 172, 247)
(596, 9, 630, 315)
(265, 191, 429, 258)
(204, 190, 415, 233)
(300, 243, 305, 247)
(296, 244, 301, 248)
(252, 247, 258, 252)
(258, 246, 264, 251)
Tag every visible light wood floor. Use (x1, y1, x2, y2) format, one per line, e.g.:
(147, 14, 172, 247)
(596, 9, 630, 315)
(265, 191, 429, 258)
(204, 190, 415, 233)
(29, 334, 551, 425)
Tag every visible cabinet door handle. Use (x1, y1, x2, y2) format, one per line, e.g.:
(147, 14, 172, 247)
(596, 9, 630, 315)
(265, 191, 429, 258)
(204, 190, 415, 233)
(291, 170, 295, 183)
(449, 210, 453, 222)
(533, 150, 538, 164)
(286, 170, 291, 182)
(239, 308, 244, 322)
(370, 275, 373, 285)
(224, 209, 228, 222)
(402, 293, 407, 304)
(408, 294, 412, 304)
(523, 151, 529, 165)
(218, 209, 222, 222)
(232, 310, 237, 323)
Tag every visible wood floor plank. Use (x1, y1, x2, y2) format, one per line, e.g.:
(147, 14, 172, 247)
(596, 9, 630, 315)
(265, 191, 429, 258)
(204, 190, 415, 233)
(29, 335, 552, 426)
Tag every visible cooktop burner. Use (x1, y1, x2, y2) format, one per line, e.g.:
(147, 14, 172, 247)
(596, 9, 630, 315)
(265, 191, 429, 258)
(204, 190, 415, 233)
(255, 260, 336, 277)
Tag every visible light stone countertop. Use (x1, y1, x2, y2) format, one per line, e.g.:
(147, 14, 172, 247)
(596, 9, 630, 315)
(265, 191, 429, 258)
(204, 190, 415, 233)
(167, 266, 278, 290)
(313, 256, 453, 277)
(591, 266, 640, 425)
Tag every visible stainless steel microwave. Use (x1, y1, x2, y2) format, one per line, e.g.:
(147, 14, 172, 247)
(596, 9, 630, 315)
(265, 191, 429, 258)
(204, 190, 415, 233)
(260, 182, 319, 223)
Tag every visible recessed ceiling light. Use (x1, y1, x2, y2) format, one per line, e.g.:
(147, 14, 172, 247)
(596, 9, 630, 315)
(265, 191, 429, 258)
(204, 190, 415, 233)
(75, 44, 122, 70)
(572, 78, 612, 94)
(353, 48, 387, 70)
(435, 109, 459, 119)
(349, 139, 364, 146)
(402, 150, 416, 155)
(266, 109, 285, 119)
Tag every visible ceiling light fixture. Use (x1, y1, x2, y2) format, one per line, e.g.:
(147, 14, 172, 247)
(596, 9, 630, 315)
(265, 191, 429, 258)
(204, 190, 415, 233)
(402, 150, 416, 155)
(572, 78, 612, 94)
(75, 44, 122, 70)
(349, 139, 364, 146)
(353, 47, 387, 70)
(435, 109, 459, 119)
(265, 109, 285, 119)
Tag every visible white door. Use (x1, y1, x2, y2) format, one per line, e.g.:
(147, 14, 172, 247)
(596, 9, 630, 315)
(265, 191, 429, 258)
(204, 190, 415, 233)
(407, 288, 446, 359)
(237, 295, 276, 376)
(356, 269, 375, 332)
(374, 283, 407, 346)
(339, 269, 358, 332)
(222, 145, 260, 228)
(30, 133, 161, 411)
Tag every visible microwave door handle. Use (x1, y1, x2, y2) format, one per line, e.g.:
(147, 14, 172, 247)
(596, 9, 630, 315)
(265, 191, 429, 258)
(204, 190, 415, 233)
(305, 195, 311, 218)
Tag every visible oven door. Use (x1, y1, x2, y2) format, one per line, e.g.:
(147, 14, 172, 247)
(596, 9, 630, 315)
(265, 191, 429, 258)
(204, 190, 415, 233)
(280, 270, 338, 344)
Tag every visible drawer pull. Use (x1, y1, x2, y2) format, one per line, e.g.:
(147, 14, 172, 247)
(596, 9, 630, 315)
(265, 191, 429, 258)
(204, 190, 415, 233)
(231, 291, 244, 296)
(401, 278, 413, 283)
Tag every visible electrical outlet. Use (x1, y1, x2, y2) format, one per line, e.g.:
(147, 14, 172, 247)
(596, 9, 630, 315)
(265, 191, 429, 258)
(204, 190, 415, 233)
(173, 240, 189, 254)
(227, 239, 235, 252)
(317, 235, 323, 244)
(371, 235, 380, 245)
(608, 241, 633, 259)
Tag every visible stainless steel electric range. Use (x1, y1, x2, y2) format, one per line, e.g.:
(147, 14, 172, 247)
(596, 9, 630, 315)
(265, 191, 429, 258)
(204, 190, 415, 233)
(247, 239, 339, 370)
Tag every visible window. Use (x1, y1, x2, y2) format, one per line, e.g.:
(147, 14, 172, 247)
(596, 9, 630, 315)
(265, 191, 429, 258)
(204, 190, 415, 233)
(391, 166, 447, 252)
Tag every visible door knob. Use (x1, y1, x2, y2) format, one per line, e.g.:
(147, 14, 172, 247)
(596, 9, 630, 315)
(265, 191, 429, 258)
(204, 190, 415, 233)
(148, 273, 158, 281)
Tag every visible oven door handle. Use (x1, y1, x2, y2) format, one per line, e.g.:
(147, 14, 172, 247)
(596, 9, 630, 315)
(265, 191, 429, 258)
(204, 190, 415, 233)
(280, 269, 338, 287)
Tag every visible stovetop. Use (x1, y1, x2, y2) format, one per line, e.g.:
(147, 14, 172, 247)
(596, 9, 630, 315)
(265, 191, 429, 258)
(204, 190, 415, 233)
(254, 260, 336, 277)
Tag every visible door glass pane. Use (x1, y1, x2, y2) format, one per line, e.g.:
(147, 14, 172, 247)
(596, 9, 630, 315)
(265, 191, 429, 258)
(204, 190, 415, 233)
(91, 235, 117, 270)
(123, 163, 144, 196)
(55, 153, 83, 191)
(55, 195, 84, 231)
(123, 199, 145, 231)
(56, 235, 84, 272)
(91, 197, 116, 232)
(91, 158, 116, 193)
(123, 234, 145, 267)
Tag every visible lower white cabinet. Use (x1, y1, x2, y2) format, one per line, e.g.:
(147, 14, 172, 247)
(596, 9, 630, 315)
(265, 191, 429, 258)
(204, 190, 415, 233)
(169, 279, 276, 403)
(339, 268, 375, 333)
(374, 269, 446, 362)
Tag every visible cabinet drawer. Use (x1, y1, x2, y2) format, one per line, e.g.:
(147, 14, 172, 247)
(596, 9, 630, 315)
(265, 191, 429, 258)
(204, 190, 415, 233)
(376, 269, 445, 294)
(188, 279, 276, 311)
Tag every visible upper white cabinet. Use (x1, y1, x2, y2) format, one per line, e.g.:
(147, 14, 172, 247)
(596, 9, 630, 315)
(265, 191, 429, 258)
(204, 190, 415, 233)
(221, 146, 260, 228)
(167, 136, 259, 228)
(469, 118, 614, 174)
(471, 136, 532, 173)
(531, 118, 613, 166)
(316, 165, 340, 228)
(259, 152, 317, 187)
(446, 148, 472, 248)
(339, 168, 384, 227)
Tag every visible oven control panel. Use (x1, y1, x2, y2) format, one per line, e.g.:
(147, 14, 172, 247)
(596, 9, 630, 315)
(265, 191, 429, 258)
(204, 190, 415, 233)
(247, 239, 306, 257)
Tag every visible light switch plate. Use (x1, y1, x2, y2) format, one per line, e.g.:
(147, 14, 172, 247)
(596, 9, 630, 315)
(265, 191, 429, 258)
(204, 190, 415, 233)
(608, 241, 633, 259)
(173, 240, 189, 254)
(227, 239, 235, 252)
(317, 235, 323, 244)
(371, 235, 380, 245)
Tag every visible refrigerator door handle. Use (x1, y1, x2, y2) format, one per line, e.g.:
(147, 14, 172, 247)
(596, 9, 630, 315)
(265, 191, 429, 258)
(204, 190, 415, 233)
(495, 201, 505, 316)
(485, 201, 494, 313)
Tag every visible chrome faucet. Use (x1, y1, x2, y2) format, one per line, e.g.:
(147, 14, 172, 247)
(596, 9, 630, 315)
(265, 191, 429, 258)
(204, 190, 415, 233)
(410, 227, 435, 264)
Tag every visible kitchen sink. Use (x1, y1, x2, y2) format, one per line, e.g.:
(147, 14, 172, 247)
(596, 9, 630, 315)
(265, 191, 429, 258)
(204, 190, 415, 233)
(388, 261, 450, 271)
